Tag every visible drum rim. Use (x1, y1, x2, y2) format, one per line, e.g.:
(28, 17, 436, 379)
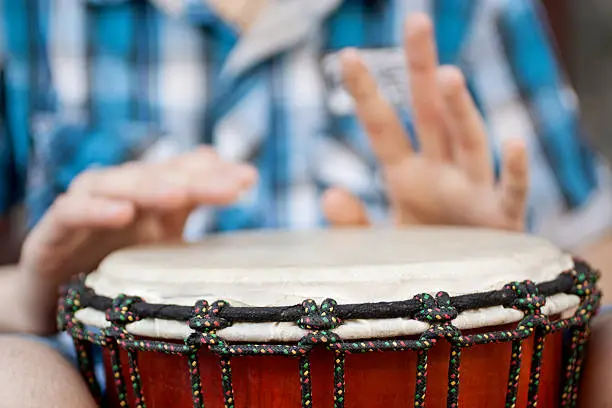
(64, 261, 590, 325)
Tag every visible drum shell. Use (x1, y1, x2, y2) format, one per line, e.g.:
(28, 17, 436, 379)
(103, 321, 565, 408)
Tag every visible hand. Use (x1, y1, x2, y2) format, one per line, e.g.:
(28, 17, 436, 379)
(322, 14, 528, 231)
(17, 147, 257, 333)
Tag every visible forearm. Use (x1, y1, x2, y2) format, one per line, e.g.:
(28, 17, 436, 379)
(0, 265, 31, 333)
(0, 265, 58, 335)
(576, 233, 612, 304)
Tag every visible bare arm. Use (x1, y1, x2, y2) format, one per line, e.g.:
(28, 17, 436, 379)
(0, 265, 49, 335)
(577, 233, 612, 304)
(0, 209, 52, 335)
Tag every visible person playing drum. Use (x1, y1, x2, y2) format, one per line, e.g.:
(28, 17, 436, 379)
(0, 1, 611, 406)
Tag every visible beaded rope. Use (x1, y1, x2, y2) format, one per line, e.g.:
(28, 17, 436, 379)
(333, 351, 345, 408)
(299, 355, 312, 408)
(59, 262, 600, 408)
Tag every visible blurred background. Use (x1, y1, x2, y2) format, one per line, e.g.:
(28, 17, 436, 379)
(552, 1, 612, 160)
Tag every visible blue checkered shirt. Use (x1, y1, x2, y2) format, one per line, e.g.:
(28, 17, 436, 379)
(1, 0, 611, 249)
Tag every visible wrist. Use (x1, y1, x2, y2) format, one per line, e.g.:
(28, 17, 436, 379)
(11, 264, 61, 335)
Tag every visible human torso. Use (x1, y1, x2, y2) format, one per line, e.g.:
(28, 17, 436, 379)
(1, 0, 602, 246)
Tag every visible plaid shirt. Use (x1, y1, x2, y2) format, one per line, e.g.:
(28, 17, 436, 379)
(1, 0, 611, 249)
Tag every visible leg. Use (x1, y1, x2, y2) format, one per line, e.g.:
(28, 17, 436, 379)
(579, 311, 612, 407)
(0, 335, 96, 408)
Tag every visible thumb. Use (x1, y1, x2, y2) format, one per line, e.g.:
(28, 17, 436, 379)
(321, 187, 370, 227)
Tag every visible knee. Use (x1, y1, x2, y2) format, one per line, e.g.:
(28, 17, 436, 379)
(0, 336, 95, 408)
(579, 312, 612, 407)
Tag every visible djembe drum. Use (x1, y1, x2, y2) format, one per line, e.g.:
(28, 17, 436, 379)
(58, 227, 600, 408)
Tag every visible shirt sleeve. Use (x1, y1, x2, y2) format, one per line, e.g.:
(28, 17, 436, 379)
(497, 0, 612, 250)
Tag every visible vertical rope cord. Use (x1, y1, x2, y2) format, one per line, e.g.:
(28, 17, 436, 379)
(569, 328, 589, 408)
(504, 340, 523, 408)
(188, 351, 205, 408)
(219, 357, 235, 408)
(561, 328, 581, 406)
(526, 327, 547, 407)
(127, 350, 146, 408)
(74, 339, 103, 405)
(414, 349, 429, 407)
(333, 351, 346, 408)
(299, 355, 312, 407)
(447, 345, 461, 408)
(108, 340, 129, 407)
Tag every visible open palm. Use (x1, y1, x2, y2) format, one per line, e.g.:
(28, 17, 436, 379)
(323, 14, 528, 232)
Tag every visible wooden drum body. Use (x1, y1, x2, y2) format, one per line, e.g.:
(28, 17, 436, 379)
(58, 228, 600, 407)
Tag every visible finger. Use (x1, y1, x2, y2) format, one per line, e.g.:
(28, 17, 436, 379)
(50, 194, 135, 229)
(321, 187, 371, 227)
(341, 48, 413, 166)
(69, 165, 188, 209)
(168, 145, 220, 168)
(405, 13, 450, 161)
(34, 194, 135, 248)
(175, 161, 258, 205)
(137, 145, 247, 208)
(70, 156, 257, 210)
(438, 65, 494, 184)
(499, 139, 529, 230)
(165, 148, 257, 196)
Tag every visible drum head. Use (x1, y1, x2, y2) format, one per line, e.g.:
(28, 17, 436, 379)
(89, 226, 573, 305)
(78, 227, 578, 341)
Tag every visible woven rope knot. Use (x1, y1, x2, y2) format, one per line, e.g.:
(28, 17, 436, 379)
(423, 323, 462, 341)
(102, 294, 143, 340)
(102, 325, 131, 339)
(297, 299, 342, 331)
(298, 330, 341, 348)
(185, 331, 225, 350)
(189, 300, 231, 333)
(105, 294, 143, 325)
(414, 292, 458, 323)
(568, 267, 598, 297)
(504, 280, 546, 313)
(515, 314, 550, 335)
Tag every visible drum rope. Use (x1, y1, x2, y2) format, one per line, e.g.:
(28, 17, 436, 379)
(414, 349, 429, 407)
(447, 345, 461, 408)
(503, 280, 549, 408)
(127, 350, 146, 408)
(103, 294, 147, 408)
(332, 351, 345, 408)
(187, 352, 205, 408)
(57, 260, 600, 408)
(57, 287, 104, 405)
(75, 269, 578, 324)
(504, 340, 523, 408)
(299, 355, 312, 408)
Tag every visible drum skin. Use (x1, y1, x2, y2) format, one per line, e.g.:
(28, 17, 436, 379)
(103, 322, 564, 408)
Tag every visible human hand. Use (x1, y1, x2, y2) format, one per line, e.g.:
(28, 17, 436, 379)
(322, 13, 528, 231)
(17, 147, 256, 333)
